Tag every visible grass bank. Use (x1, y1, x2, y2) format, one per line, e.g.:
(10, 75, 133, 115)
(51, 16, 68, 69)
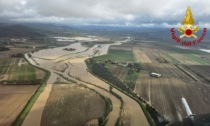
(12, 55, 51, 126)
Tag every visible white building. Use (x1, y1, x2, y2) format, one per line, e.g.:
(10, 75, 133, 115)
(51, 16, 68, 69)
(149, 72, 162, 78)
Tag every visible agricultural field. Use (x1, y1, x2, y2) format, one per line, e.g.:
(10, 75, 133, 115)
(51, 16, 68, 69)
(0, 57, 46, 126)
(41, 84, 106, 126)
(165, 53, 210, 65)
(0, 46, 32, 58)
(96, 47, 135, 62)
(108, 64, 129, 82)
(91, 42, 210, 123)
(133, 47, 152, 63)
(123, 70, 139, 90)
(0, 85, 38, 126)
(136, 73, 210, 122)
(133, 42, 210, 122)
(185, 65, 210, 82)
(0, 58, 45, 84)
(106, 64, 138, 90)
(94, 45, 140, 90)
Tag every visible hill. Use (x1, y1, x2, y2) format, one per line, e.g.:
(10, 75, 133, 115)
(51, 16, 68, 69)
(0, 25, 45, 38)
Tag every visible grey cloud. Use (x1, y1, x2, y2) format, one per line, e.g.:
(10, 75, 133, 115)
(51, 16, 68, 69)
(0, 0, 210, 27)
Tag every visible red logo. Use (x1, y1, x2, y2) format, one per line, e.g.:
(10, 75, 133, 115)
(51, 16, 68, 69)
(170, 6, 207, 46)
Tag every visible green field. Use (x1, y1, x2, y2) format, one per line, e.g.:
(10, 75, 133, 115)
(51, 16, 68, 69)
(96, 49, 135, 62)
(0, 58, 11, 75)
(0, 58, 45, 84)
(95, 48, 138, 90)
(123, 70, 139, 90)
(184, 54, 210, 65)
(163, 52, 180, 64)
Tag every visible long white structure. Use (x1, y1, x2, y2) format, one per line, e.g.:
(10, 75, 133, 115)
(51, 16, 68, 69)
(181, 97, 193, 117)
(149, 72, 162, 78)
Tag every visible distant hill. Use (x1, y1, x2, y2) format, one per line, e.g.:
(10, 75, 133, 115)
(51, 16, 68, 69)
(0, 22, 10, 27)
(0, 25, 45, 38)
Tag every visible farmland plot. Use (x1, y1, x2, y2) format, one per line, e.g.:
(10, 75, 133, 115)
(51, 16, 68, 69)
(96, 48, 135, 62)
(108, 64, 129, 82)
(136, 75, 210, 122)
(0, 58, 45, 84)
(136, 63, 210, 122)
(41, 84, 105, 126)
(133, 42, 210, 122)
(186, 65, 210, 83)
(0, 85, 38, 126)
(133, 47, 152, 63)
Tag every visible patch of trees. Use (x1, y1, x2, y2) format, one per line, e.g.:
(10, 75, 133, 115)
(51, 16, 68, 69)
(86, 59, 131, 93)
(0, 79, 42, 85)
(11, 53, 24, 58)
(127, 63, 141, 72)
(28, 53, 32, 58)
(156, 58, 169, 63)
(0, 46, 9, 51)
(146, 104, 169, 126)
(63, 48, 76, 51)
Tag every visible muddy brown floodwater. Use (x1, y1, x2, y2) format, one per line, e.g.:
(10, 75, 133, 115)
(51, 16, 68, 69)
(23, 41, 149, 126)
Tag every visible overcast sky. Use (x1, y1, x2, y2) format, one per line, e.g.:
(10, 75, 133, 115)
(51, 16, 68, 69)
(0, 0, 210, 27)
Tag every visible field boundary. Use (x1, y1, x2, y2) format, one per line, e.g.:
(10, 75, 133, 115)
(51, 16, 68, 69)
(175, 64, 198, 81)
(12, 55, 51, 126)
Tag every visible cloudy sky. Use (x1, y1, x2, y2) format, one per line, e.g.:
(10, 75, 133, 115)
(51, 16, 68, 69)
(0, 0, 210, 27)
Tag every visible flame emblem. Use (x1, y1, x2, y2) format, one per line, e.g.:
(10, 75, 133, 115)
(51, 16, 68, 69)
(178, 6, 199, 38)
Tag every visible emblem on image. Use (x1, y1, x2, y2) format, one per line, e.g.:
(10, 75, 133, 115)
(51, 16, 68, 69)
(170, 6, 207, 46)
(178, 6, 199, 38)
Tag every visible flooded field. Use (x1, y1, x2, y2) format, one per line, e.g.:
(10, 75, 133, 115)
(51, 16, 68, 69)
(33, 43, 87, 59)
(24, 40, 149, 126)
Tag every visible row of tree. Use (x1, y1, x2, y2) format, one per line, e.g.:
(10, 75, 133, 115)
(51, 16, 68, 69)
(87, 59, 131, 93)
(0, 79, 41, 85)
(0, 46, 9, 51)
